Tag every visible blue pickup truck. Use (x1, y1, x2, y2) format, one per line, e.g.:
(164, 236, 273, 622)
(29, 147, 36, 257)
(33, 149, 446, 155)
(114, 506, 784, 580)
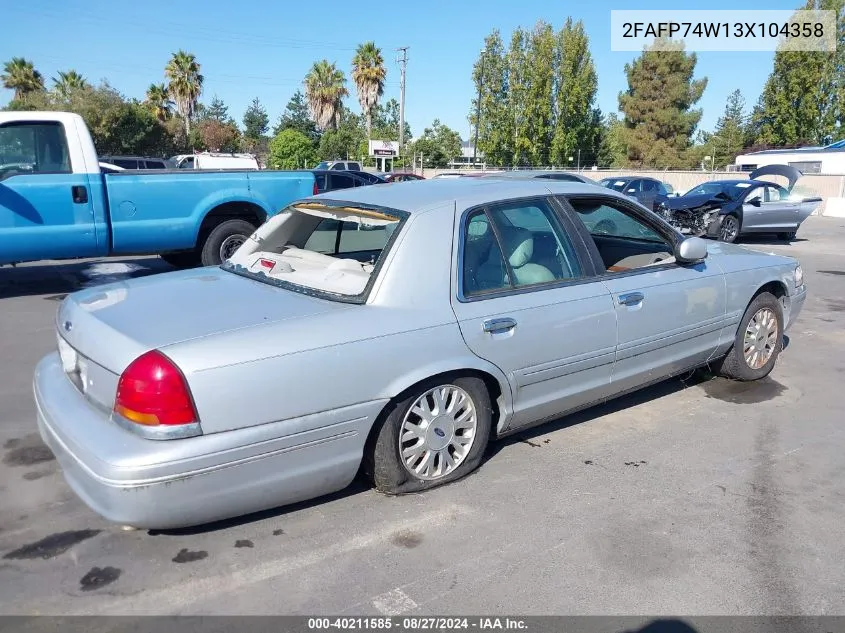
(0, 111, 317, 267)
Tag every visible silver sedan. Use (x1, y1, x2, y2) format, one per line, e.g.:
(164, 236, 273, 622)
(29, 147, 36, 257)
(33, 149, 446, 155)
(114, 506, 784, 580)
(34, 178, 807, 528)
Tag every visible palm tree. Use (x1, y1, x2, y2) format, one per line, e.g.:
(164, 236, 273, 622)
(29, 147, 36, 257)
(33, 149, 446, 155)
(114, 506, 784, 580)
(165, 50, 203, 136)
(351, 42, 386, 139)
(52, 70, 88, 99)
(2, 57, 45, 100)
(303, 60, 348, 131)
(145, 83, 173, 121)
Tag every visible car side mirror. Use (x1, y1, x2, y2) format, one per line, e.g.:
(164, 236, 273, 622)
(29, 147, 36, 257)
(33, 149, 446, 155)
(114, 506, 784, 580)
(748, 198, 762, 207)
(676, 237, 708, 264)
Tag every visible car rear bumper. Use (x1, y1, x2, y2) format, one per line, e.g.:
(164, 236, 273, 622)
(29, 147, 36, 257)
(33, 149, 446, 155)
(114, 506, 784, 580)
(34, 353, 382, 529)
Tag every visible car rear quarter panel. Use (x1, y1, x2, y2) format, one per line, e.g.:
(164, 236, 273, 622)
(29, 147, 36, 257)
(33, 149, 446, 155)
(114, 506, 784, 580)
(162, 203, 514, 436)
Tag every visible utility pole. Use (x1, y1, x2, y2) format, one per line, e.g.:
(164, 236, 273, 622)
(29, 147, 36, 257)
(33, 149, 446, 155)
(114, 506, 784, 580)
(473, 51, 485, 166)
(396, 47, 409, 158)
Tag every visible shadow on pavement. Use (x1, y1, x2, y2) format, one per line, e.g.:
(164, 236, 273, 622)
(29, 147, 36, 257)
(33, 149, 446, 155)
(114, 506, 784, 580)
(0, 258, 175, 300)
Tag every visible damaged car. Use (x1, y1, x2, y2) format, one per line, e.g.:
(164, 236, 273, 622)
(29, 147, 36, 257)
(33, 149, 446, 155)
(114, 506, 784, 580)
(657, 165, 822, 243)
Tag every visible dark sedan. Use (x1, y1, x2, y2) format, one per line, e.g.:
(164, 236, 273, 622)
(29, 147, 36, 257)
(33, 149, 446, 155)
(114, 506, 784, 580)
(658, 166, 821, 243)
(384, 172, 425, 183)
(598, 176, 674, 211)
(308, 169, 386, 193)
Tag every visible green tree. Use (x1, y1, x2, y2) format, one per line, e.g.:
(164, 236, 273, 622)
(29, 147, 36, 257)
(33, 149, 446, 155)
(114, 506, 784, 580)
(304, 60, 349, 131)
(273, 91, 320, 142)
(524, 21, 556, 165)
(752, 0, 844, 146)
(317, 107, 365, 161)
(550, 18, 598, 166)
(195, 119, 241, 152)
(206, 96, 231, 123)
(351, 42, 386, 139)
(410, 119, 462, 168)
(165, 50, 204, 137)
(268, 128, 318, 169)
(242, 97, 269, 144)
(52, 70, 88, 100)
(597, 112, 627, 168)
(144, 83, 173, 121)
(470, 30, 511, 166)
(2, 57, 45, 101)
(711, 89, 748, 169)
(371, 98, 411, 141)
(507, 28, 531, 165)
(618, 38, 707, 168)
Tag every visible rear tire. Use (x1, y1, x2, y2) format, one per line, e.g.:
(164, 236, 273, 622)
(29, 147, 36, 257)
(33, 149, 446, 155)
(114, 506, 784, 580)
(778, 231, 797, 241)
(199, 219, 257, 267)
(711, 291, 783, 381)
(365, 375, 492, 495)
(160, 252, 200, 268)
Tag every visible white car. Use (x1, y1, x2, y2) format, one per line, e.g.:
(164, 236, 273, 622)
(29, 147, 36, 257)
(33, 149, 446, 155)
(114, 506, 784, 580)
(169, 153, 259, 170)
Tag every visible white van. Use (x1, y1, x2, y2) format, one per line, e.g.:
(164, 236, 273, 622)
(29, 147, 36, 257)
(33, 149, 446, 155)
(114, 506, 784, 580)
(169, 153, 260, 170)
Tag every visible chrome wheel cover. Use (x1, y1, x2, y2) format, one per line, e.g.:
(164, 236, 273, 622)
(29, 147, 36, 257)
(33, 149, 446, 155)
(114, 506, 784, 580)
(219, 234, 247, 261)
(743, 307, 779, 370)
(399, 384, 477, 481)
(720, 216, 739, 242)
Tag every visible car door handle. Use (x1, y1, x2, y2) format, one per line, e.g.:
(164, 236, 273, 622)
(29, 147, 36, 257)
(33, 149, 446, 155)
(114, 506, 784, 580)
(71, 185, 88, 204)
(618, 292, 644, 306)
(483, 317, 517, 333)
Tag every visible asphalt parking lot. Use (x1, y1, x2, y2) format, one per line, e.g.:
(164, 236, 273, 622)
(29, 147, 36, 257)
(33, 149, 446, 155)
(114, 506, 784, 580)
(1, 215, 844, 616)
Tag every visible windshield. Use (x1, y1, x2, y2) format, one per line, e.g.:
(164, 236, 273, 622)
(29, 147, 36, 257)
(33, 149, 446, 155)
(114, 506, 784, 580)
(683, 181, 751, 201)
(601, 178, 632, 192)
(314, 161, 330, 170)
(223, 202, 406, 302)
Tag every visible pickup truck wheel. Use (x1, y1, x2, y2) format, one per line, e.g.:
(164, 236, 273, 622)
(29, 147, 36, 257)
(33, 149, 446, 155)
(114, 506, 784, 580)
(200, 219, 257, 266)
(160, 252, 200, 268)
(711, 291, 784, 381)
(365, 376, 492, 495)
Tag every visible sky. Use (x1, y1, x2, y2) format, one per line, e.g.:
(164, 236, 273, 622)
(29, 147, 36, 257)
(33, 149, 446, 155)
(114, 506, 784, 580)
(1, 0, 800, 142)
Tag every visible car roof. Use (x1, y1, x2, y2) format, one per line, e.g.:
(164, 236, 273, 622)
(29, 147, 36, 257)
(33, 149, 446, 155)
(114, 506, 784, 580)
(483, 170, 595, 183)
(304, 177, 624, 214)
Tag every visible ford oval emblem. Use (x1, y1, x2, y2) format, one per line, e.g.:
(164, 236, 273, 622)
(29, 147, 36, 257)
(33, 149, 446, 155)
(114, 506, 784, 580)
(63, 320, 73, 332)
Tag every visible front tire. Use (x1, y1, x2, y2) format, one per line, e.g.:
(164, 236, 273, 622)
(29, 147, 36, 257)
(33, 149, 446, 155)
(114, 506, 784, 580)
(199, 219, 257, 267)
(718, 214, 741, 243)
(366, 376, 492, 495)
(712, 291, 783, 381)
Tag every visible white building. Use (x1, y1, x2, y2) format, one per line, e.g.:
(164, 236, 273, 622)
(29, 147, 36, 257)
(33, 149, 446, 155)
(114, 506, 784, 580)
(448, 140, 485, 169)
(733, 140, 845, 175)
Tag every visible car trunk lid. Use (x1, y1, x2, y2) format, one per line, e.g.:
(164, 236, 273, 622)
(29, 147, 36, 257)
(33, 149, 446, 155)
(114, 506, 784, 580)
(56, 267, 349, 379)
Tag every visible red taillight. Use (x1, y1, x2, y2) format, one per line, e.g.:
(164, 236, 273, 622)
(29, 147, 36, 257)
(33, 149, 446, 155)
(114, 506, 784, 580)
(313, 180, 319, 195)
(114, 350, 197, 426)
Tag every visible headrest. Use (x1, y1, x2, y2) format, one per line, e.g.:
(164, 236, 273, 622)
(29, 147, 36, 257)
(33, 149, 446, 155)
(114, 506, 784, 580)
(500, 227, 533, 268)
(467, 217, 490, 238)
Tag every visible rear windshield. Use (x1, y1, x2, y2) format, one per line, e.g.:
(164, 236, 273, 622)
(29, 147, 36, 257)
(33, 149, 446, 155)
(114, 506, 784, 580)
(223, 202, 408, 303)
